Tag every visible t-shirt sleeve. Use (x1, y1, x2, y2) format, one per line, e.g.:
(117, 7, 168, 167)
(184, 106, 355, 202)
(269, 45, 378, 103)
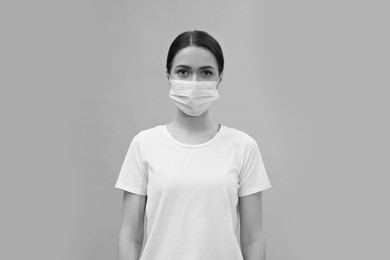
(238, 135, 272, 197)
(115, 131, 148, 196)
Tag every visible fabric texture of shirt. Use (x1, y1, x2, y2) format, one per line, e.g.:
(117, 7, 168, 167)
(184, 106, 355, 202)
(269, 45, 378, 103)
(115, 124, 272, 260)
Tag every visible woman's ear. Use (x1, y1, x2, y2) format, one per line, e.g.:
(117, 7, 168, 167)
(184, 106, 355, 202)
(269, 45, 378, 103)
(216, 72, 223, 89)
(166, 71, 170, 80)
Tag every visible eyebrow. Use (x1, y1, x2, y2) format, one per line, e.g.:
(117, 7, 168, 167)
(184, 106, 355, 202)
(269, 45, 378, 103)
(174, 65, 216, 70)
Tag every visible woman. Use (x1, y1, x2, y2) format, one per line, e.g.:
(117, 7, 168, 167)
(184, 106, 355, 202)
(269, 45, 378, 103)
(115, 30, 272, 260)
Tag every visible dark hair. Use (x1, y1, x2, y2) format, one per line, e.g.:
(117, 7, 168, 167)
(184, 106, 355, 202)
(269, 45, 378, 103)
(166, 30, 224, 75)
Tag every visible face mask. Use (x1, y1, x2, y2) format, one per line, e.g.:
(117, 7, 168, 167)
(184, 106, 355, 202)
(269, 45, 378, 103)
(168, 77, 221, 116)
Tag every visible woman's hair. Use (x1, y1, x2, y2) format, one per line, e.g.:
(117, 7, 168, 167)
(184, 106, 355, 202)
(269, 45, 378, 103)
(166, 30, 224, 75)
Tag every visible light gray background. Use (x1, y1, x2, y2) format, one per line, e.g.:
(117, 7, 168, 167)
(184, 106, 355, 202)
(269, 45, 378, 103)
(1, 0, 389, 259)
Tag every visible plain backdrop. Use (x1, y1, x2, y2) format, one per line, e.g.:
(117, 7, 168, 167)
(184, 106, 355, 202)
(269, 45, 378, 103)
(1, 0, 389, 259)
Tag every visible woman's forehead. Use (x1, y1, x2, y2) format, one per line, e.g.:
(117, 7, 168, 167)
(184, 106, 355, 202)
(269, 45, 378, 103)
(172, 46, 218, 69)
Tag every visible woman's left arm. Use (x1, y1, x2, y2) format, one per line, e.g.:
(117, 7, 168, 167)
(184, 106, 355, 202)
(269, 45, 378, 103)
(239, 191, 267, 260)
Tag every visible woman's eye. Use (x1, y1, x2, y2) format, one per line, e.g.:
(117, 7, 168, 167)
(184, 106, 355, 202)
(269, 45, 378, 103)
(202, 70, 213, 77)
(177, 70, 189, 77)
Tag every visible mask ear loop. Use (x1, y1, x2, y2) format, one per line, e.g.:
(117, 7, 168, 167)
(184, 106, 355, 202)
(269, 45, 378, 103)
(167, 72, 173, 85)
(215, 75, 222, 89)
(166, 70, 172, 82)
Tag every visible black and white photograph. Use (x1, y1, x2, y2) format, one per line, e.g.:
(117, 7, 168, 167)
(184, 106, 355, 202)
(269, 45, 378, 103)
(1, 1, 388, 259)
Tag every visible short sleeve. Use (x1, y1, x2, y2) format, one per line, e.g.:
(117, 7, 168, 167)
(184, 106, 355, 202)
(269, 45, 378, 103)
(238, 135, 272, 197)
(115, 131, 148, 196)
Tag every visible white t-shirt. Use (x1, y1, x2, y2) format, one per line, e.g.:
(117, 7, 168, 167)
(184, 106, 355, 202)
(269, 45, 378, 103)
(115, 124, 272, 260)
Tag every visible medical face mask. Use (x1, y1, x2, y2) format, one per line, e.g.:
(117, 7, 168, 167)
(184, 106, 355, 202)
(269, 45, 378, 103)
(168, 77, 221, 116)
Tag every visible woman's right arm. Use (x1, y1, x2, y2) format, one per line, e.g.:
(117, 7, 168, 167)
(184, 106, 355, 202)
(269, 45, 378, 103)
(118, 191, 147, 260)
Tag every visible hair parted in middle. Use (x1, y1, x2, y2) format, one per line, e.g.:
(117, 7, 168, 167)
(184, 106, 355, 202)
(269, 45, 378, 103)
(166, 30, 224, 76)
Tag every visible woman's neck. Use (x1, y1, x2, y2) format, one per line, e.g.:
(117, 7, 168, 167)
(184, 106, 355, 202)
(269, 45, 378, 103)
(168, 108, 218, 133)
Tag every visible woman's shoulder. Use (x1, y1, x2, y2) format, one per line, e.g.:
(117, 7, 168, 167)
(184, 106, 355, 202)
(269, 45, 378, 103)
(127, 124, 164, 141)
(221, 124, 258, 145)
(137, 124, 165, 136)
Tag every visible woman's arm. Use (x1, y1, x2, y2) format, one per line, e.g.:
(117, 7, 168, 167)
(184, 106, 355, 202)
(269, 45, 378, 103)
(239, 191, 267, 260)
(118, 191, 147, 260)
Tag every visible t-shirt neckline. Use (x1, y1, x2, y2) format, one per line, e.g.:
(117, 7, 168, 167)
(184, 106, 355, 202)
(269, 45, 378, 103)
(163, 124, 224, 148)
